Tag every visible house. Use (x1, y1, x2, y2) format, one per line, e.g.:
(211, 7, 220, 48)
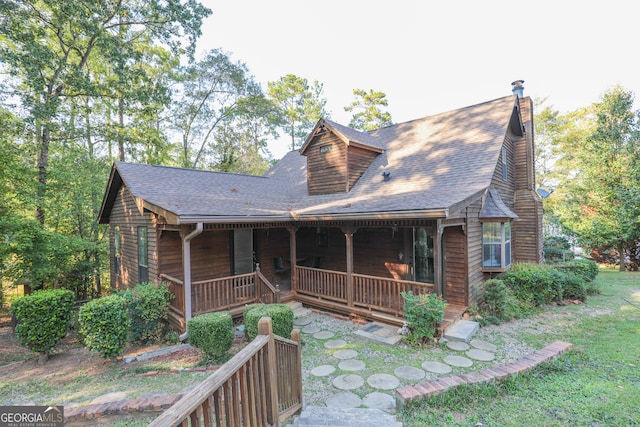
(98, 85, 542, 331)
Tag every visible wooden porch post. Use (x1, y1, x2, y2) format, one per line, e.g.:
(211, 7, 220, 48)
(342, 225, 358, 308)
(258, 317, 280, 426)
(182, 223, 203, 324)
(287, 225, 298, 295)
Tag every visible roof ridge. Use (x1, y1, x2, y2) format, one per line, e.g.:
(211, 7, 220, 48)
(115, 161, 272, 180)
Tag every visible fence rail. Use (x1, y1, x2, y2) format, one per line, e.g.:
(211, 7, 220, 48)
(149, 317, 302, 427)
(296, 267, 347, 303)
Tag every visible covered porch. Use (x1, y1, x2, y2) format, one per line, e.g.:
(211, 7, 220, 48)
(159, 219, 468, 330)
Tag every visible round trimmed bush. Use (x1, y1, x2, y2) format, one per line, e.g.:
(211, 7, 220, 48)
(187, 311, 234, 358)
(79, 294, 130, 359)
(243, 304, 294, 341)
(10, 289, 75, 357)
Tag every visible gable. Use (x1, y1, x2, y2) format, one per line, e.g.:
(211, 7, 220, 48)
(301, 119, 382, 195)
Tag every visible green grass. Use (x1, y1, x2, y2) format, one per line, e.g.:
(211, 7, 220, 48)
(399, 269, 640, 426)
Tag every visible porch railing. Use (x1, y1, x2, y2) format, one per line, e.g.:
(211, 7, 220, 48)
(296, 266, 347, 303)
(161, 265, 278, 318)
(149, 317, 302, 427)
(352, 273, 435, 316)
(296, 267, 435, 318)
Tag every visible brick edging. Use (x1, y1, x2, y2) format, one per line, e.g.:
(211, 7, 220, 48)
(64, 394, 183, 422)
(395, 341, 574, 409)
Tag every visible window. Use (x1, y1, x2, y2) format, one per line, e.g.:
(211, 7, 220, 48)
(502, 146, 508, 181)
(138, 226, 148, 283)
(114, 226, 121, 276)
(482, 221, 511, 269)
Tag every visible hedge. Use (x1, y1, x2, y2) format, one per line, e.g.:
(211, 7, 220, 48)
(11, 289, 75, 356)
(121, 282, 173, 344)
(187, 311, 234, 357)
(78, 294, 131, 359)
(243, 304, 294, 341)
(401, 291, 446, 345)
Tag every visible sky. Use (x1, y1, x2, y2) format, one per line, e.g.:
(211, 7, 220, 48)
(196, 0, 640, 159)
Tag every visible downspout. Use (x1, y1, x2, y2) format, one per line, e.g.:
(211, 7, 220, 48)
(179, 222, 203, 341)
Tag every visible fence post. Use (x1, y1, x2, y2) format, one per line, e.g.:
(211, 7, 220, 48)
(258, 317, 279, 426)
(292, 328, 303, 407)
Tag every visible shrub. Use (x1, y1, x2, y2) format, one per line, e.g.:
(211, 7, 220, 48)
(556, 259, 599, 283)
(79, 294, 130, 359)
(188, 311, 234, 357)
(481, 279, 509, 319)
(502, 263, 561, 306)
(243, 304, 294, 341)
(10, 289, 75, 357)
(401, 291, 446, 345)
(121, 282, 173, 344)
(544, 247, 575, 263)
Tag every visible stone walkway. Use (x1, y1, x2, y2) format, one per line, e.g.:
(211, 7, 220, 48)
(301, 312, 502, 413)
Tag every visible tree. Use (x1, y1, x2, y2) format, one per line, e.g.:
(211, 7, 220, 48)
(170, 49, 271, 169)
(344, 88, 393, 131)
(546, 86, 640, 271)
(267, 74, 328, 151)
(0, 0, 210, 225)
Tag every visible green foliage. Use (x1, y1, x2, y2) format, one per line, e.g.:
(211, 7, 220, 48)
(501, 263, 561, 306)
(544, 235, 571, 250)
(187, 311, 234, 358)
(543, 247, 575, 263)
(344, 88, 393, 131)
(267, 74, 329, 150)
(121, 282, 173, 344)
(78, 295, 130, 359)
(555, 258, 599, 282)
(10, 289, 75, 355)
(401, 291, 446, 345)
(243, 303, 294, 341)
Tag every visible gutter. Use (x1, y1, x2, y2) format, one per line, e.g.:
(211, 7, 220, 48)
(176, 208, 450, 224)
(179, 222, 203, 342)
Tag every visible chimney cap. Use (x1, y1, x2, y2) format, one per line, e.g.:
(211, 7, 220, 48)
(511, 79, 525, 87)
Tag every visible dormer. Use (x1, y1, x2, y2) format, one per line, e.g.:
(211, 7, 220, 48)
(300, 119, 383, 195)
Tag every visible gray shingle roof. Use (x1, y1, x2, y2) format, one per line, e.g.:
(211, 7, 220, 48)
(100, 95, 519, 224)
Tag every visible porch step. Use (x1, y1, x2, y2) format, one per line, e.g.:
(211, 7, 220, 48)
(285, 301, 313, 318)
(444, 319, 479, 343)
(288, 407, 402, 427)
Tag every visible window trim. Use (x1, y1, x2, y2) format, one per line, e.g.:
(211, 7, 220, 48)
(501, 146, 508, 181)
(481, 221, 511, 272)
(114, 226, 121, 276)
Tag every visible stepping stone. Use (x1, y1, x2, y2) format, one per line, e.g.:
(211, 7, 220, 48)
(363, 392, 396, 410)
(443, 355, 473, 368)
(325, 392, 362, 408)
(311, 365, 336, 377)
(294, 317, 312, 326)
(466, 348, 495, 362)
(338, 359, 366, 371)
(444, 320, 479, 342)
(447, 341, 470, 351)
(313, 331, 334, 339)
(333, 349, 358, 360)
(394, 366, 425, 381)
(367, 373, 400, 390)
(324, 339, 347, 349)
(421, 361, 452, 374)
(470, 339, 498, 352)
(333, 374, 364, 390)
(302, 325, 321, 334)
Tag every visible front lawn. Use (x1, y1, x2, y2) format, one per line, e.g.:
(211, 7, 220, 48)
(399, 269, 640, 426)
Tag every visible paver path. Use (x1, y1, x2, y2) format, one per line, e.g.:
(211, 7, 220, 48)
(299, 314, 500, 412)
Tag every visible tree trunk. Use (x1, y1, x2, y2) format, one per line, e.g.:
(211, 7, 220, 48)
(618, 241, 626, 272)
(35, 126, 49, 226)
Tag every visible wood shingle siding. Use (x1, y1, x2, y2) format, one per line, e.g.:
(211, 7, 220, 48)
(306, 133, 348, 195)
(443, 226, 467, 306)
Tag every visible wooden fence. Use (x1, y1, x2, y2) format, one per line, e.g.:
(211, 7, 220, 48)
(149, 317, 302, 427)
(296, 267, 347, 303)
(352, 273, 435, 316)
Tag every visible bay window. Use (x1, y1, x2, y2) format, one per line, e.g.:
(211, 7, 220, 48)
(482, 221, 511, 270)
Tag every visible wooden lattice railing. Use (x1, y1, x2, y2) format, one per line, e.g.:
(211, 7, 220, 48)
(149, 317, 302, 427)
